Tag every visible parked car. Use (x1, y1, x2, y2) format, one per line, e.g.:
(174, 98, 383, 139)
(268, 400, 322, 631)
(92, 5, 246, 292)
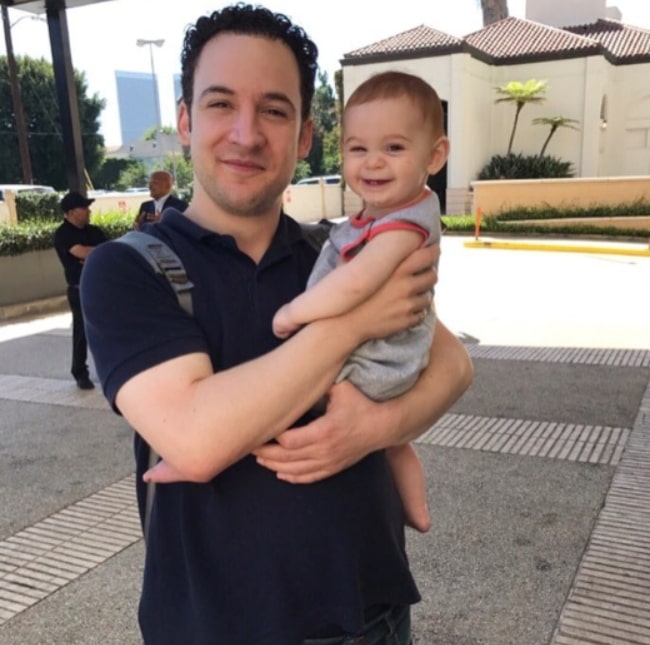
(0, 184, 56, 201)
(296, 175, 341, 186)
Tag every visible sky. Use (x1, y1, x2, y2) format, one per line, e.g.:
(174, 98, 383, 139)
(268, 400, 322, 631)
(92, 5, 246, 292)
(2, 0, 650, 147)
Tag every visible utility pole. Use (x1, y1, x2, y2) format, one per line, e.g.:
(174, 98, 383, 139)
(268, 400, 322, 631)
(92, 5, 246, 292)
(1, 6, 34, 184)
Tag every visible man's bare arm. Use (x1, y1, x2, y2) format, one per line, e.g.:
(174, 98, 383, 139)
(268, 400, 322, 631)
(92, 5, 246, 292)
(116, 245, 437, 482)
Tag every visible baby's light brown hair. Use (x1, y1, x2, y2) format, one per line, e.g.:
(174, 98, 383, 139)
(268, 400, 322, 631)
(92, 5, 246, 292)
(344, 71, 445, 139)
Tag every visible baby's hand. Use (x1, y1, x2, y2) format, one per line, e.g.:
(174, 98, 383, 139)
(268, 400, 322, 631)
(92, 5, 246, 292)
(272, 304, 300, 339)
(143, 459, 187, 484)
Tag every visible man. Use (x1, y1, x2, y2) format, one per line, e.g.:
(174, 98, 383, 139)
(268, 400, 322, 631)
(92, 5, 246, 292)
(81, 5, 473, 644)
(53, 191, 106, 389)
(134, 169, 187, 230)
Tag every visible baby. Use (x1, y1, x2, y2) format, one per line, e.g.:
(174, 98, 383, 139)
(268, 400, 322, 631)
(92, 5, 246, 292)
(273, 71, 450, 531)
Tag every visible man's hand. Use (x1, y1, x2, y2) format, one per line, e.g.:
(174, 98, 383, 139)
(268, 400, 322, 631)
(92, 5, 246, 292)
(143, 459, 189, 484)
(253, 380, 388, 483)
(272, 303, 301, 339)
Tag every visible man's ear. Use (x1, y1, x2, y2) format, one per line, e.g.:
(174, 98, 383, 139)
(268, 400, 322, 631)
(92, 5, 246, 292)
(427, 136, 450, 175)
(297, 118, 314, 160)
(178, 101, 191, 146)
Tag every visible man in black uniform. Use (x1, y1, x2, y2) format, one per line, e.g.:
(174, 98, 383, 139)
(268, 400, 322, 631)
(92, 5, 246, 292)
(53, 191, 106, 389)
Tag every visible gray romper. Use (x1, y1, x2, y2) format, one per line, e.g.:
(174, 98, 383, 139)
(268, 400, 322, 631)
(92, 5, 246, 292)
(307, 189, 440, 401)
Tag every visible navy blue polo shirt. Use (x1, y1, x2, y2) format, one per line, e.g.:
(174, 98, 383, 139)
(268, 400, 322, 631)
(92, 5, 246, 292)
(81, 209, 419, 645)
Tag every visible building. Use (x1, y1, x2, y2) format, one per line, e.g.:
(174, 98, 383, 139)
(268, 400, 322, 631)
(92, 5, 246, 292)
(341, 0, 650, 213)
(114, 70, 159, 146)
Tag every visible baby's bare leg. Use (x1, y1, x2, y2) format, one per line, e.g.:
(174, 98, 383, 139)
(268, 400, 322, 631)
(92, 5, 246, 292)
(386, 444, 431, 533)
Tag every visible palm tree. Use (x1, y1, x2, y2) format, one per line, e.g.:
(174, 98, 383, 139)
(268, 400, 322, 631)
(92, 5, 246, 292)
(533, 116, 580, 157)
(480, 0, 509, 25)
(495, 79, 548, 155)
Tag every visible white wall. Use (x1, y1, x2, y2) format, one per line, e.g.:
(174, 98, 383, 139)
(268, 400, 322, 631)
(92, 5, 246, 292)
(525, 0, 607, 27)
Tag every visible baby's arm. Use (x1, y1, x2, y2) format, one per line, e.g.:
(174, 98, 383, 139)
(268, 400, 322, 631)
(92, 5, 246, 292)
(273, 229, 423, 338)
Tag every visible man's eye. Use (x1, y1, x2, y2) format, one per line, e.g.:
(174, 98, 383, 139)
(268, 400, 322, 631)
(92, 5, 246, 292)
(264, 107, 288, 118)
(207, 100, 230, 109)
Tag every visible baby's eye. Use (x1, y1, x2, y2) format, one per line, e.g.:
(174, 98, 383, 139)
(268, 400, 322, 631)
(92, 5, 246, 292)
(347, 145, 366, 153)
(386, 143, 405, 153)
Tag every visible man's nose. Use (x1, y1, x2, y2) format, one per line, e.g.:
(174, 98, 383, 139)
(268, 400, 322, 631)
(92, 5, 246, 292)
(229, 108, 264, 147)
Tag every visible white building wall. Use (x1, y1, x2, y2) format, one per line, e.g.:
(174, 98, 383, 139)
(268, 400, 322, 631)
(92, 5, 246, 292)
(604, 63, 650, 176)
(525, 0, 608, 27)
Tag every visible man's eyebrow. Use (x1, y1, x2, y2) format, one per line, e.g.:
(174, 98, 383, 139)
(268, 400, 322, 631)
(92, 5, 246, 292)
(198, 85, 234, 100)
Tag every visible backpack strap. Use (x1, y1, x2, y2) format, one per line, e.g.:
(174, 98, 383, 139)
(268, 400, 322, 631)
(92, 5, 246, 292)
(114, 221, 330, 545)
(117, 230, 194, 316)
(300, 219, 333, 253)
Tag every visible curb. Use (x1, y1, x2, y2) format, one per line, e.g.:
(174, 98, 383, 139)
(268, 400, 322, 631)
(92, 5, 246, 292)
(464, 239, 650, 257)
(0, 296, 68, 323)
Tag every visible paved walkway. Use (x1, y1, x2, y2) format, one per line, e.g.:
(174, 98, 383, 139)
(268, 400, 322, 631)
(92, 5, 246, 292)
(0, 235, 649, 644)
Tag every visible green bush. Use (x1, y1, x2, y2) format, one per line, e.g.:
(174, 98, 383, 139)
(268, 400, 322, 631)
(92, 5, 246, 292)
(0, 212, 133, 257)
(16, 193, 61, 222)
(478, 153, 574, 180)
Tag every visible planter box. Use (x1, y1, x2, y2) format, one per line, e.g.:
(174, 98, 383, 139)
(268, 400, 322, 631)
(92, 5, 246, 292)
(472, 176, 650, 217)
(0, 248, 66, 307)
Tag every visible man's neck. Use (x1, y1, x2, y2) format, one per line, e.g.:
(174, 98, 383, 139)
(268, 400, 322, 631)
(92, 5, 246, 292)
(183, 195, 282, 264)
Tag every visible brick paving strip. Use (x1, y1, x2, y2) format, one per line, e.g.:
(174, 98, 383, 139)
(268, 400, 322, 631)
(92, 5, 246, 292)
(0, 345, 649, 634)
(551, 380, 650, 644)
(0, 476, 140, 626)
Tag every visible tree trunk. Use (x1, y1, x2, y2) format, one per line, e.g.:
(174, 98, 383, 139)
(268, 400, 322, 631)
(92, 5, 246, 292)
(481, 0, 509, 26)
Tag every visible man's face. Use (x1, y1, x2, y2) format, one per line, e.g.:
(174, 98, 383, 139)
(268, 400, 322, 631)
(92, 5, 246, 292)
(66, 206, 90, 228)
(178, 33, 312, 220)
(149, 173, 171, 200)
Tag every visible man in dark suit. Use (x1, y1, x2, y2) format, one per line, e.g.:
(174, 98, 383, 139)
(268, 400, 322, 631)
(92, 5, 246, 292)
(134, 170, 187, 230)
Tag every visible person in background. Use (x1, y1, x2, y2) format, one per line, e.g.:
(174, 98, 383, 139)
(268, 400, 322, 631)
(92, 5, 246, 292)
(81, 4, 473, 643)
(273, 70, 450, 534)
(53, 191, 106, 389)
(134, 169, 187, 230)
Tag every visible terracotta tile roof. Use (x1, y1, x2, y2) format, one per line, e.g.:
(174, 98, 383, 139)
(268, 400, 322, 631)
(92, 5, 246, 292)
(564, 19, 650, 62)
(342, 25, 463, 63)
(463, 16, 599, 63)
(342, 16, 650, 67)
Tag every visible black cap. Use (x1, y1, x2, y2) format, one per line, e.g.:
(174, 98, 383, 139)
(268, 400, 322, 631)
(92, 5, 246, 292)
(60, 191, 94, 212)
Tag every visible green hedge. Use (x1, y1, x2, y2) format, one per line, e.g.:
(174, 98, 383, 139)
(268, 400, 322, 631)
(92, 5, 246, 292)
(0, 212, 133, 257)
(441, 202, 649, 240)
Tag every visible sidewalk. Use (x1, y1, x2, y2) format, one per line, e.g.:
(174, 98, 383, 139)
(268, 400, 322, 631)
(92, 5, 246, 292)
(0, 235, 648, 644)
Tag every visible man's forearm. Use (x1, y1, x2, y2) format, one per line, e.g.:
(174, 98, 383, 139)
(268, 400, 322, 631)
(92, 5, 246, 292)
(119, 315, 359, 482)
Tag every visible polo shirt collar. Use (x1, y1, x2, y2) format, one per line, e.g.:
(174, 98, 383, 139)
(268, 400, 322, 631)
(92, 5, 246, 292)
(160, 208, 305, 257)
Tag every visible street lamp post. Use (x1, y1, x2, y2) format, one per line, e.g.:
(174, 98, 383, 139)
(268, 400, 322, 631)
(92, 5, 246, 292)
(1, 7, 34, 184)
(136, 38, 164, 142)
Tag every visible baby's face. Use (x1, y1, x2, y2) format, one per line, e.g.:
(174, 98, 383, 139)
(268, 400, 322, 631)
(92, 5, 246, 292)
(342, 96, 446, 217)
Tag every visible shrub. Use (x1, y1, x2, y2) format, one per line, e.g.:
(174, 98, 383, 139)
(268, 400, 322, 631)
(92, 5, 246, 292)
(0, 212, 133, 257)
(478, 153, 574, 180)
(16, 193, 60, 222)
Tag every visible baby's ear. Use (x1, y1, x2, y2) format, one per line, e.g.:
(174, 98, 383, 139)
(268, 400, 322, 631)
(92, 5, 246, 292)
(427, 136, 450, 175)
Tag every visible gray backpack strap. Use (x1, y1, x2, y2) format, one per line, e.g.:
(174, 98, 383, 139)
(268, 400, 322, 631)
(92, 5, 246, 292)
(115, 230, 196, 545)
(117, 230, 194, 316)
(116, 223, 327, 545)
(301, 219, 332, 252)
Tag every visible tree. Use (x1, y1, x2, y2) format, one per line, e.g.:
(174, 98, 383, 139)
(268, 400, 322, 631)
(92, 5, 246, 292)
(0, 55, 105, 189)
(495, 79, 548, 155)
(532, 116, 580, 157)
(305, 70, 340, 177)
(480, 0, 509, 25)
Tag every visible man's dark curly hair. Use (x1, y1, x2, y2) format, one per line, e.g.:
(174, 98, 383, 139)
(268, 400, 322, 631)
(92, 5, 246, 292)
(181, 3, 319, 121)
